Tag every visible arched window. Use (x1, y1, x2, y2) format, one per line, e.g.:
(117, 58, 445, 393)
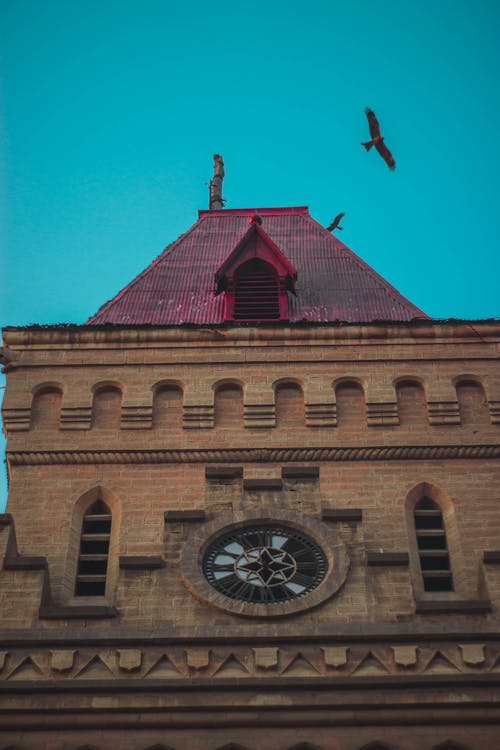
(414, 497, 453, 592)
(396, 379, 427, 426)
(456, 379, 489, 426)
(234, 258, 280, 320)
(214, 383, 244, 427)
(335, 381, 366, 429)
(152, 383, 183, 429)
(92, 385, 122, 429)
(75, 500, 112, 597)
(275, 382, 305, 427)
(30, 385, 63, 429)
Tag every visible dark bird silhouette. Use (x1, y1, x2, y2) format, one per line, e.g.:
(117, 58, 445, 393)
(361, 108, 396, 170)
(326, 212, 345, 232)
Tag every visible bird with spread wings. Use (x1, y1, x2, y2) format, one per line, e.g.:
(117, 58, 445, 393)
(326, 213, 345, 232)
(361, 108, 396, 170)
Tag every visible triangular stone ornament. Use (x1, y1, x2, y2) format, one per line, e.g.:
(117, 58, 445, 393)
(212, 653, 249, 678)
(7, 655, 44, 680)
(281, 652, 321, 677)
(75, 654, 115, 679)
(352, 651, 390, 676)
(422, 650, 460, 675)
(0, 651, 8, 672)
(144, 654, 181, 678)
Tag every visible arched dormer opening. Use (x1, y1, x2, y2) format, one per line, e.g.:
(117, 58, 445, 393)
(234, 258, 280, 320)
(214, 217, 297, 323)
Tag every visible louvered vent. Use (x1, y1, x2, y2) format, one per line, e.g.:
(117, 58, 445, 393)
(414, 497, 453, 592)
(234, 259, 280, 320)
(75, 500, 111, 596)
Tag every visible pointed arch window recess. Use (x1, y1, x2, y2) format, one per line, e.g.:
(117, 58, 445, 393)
(414, 497, 453, 592)
(75, 500, 111, 596)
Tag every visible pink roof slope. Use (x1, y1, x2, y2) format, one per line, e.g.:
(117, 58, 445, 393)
(86, 207, 427, 325)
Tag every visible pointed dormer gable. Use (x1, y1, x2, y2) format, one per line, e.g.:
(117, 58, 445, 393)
(214, 215, 297, 322)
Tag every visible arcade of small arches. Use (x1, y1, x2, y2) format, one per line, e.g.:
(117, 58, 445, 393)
(26, 376, 497, 431)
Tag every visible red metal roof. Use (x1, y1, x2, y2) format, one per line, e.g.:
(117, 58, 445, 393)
(86, 207, 428, 325)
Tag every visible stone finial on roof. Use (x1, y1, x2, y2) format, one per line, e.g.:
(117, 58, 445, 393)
(209, 154, 225, 210)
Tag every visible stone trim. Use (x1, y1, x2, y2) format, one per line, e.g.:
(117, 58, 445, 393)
(7, 443, 500, 466)
(322, 509, 363, 522)
(119, 556, 165, 570)
(415, 600, 492, 614)
(165, 510, 207, 523)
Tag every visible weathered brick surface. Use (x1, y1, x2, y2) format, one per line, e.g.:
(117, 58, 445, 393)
(1, 321, 499, 746)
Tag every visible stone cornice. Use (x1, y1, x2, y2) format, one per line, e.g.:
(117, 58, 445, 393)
(6, 444, 500, 466)
(3, 319, 500, 350)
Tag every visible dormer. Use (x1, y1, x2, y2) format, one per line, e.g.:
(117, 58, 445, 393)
(214, 216, 297, 322)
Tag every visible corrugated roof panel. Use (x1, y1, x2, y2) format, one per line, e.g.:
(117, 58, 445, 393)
(86, 208, 427, 325)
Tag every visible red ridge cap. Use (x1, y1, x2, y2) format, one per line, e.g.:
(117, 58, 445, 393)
(198, 206, 309, 218)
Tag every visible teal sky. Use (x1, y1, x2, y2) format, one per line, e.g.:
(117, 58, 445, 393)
(1, 0, 499, 509)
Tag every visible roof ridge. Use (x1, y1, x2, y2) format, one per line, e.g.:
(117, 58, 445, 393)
(303, 213, 425, 316)
(85, 215, 205, 324)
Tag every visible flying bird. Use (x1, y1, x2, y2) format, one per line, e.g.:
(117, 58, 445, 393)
(361, 108, 396, 170)
(326, 213, 345, 232)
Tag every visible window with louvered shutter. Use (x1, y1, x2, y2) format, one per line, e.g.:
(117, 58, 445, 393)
(75, 500, 111, 596)
(414, 497, 453, 592)
(234, 259, 280, 320)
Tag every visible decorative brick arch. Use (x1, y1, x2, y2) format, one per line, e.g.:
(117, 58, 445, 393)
(274, 378, 305, 428)
(454, 376, 490, 426)
(91, 381, 124, 429)
(152, 380, 184, 429)
(213, 380, 244, 428)
(30, 381, 65, 429)
(334, 378, 366, 429)
(394, 377, 428, 427)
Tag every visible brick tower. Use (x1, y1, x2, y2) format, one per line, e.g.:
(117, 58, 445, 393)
(1, 172, 500, 749)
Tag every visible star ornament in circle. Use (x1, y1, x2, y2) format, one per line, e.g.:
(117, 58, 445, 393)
(236, 547, 297, 587)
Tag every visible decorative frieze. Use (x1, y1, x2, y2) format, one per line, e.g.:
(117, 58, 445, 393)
(0, 641, 498, 683)
(7, 444, 500, 466)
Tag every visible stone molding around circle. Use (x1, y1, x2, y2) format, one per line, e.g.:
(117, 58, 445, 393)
(6, 444, 500, 466)
(180, 509, 349, 618)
